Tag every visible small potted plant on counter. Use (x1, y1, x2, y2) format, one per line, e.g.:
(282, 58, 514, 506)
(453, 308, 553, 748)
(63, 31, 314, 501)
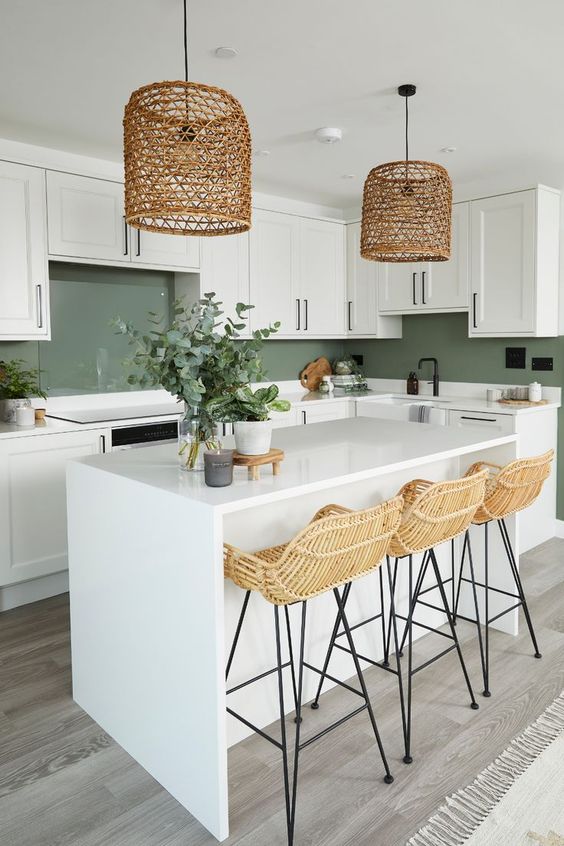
(113, 294, 281, 470)
(0, 360, 46, 423)
(206, 385, 291, 455)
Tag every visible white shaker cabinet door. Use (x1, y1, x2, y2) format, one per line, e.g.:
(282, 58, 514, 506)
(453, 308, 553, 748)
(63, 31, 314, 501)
(0, 161, 50, 339)
(299, 218, 345, 336)
(378, 263, 421, 312)
(47, 171, 128, 262)
(470, 191, 536, 335)
(132, 227, 200, 270)
(200, 231, 250, 335)
(421, 202, 469, 311)
(0, 429, 109, 586)
(250, 209, 300, 335)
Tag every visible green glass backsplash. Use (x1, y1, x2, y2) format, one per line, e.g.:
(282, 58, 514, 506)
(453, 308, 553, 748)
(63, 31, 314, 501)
(259, 340, 344, 381)
(0, 263, 174, 396)
(345, 312, 564, 519)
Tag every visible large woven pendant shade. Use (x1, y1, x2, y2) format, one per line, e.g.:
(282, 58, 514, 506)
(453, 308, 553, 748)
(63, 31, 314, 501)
(123, 1, 251, 236)
(360, 85, 452, 262)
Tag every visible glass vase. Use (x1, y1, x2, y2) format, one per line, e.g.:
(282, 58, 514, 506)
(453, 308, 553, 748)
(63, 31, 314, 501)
(178, 408, 221, 472)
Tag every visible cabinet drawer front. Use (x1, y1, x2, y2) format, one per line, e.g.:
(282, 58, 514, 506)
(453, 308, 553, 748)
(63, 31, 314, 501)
(301, 401, 349, 424)
(448, 410, 514, 435)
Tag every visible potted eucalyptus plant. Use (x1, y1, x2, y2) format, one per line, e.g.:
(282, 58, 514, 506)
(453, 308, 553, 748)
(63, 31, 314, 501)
(113, 293, 281, 470)
(0, 360, 46, 423)
(206, 385, 291, 455)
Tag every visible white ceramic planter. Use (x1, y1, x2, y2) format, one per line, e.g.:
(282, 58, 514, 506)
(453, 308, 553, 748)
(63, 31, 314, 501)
(0, 398, 31, 424)
(233, 420, 273, 456)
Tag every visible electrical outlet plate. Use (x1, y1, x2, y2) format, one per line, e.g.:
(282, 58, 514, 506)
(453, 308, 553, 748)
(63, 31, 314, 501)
(506, 347, 526, 369)
(532, 357, 554, 371)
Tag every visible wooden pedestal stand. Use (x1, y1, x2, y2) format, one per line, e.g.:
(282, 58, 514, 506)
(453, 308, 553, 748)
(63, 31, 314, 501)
(232, 448, 285, 481)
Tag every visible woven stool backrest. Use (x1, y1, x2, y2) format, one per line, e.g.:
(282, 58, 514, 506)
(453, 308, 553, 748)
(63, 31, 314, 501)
(390, 470, 488, 557)
(478, 449, 554, 522)
(269, 497, 403, 605)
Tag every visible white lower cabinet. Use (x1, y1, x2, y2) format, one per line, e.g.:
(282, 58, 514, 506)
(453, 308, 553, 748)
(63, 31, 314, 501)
(448, 409, 514, 436)
(0, 429, 109, 586)
(299, 401, 349, 425)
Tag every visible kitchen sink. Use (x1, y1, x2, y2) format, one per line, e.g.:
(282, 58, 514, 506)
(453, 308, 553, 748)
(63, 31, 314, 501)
(357, 397, 448, 425)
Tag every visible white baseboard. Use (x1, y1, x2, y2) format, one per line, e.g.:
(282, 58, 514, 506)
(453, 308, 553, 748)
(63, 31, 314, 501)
(555, 520, 564, 539)
(0, 571, 69, 612)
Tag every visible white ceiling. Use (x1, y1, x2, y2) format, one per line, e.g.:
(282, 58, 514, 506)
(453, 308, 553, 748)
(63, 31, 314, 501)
(1, 0, 564, 212)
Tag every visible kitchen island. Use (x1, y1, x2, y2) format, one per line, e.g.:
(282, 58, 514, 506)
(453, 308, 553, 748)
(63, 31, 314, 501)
(67, 417, 519, 841)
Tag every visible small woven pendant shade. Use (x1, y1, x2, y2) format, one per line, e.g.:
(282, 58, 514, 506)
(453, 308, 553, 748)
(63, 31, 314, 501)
(360, 84, 452, 262)
(360, 159, 452, 261)
(124, 80, 251, 236)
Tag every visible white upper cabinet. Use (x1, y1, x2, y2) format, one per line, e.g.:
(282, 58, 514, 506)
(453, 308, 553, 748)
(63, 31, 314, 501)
(132, 227, 200, 270)
(377, 202, 469, 314)
(47, 171, 127, 262)
(250, 209, 301, 334)
(469, 187, 559, 337)
(200, 231, 250, 336)
(345, 223, 402, 337)
(250, 208, 346, 337)
(46, 171, 200, 270)
(421, 202, 469, 311)
(299, 218, 345, 335)
(0, 161, 50, 340)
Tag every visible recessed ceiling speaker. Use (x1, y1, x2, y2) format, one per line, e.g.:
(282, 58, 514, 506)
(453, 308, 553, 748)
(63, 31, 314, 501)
(315, 127, 342, 144)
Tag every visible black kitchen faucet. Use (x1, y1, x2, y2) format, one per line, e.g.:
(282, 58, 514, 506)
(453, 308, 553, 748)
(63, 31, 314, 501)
(418, 357, 440, 397)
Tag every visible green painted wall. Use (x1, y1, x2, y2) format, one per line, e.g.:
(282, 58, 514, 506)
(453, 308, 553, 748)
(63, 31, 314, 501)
(259, 339, 344, 382)
(345, 313, 564, 519)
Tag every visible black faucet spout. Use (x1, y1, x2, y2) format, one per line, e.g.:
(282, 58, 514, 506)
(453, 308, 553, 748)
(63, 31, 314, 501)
(418, 357, 440, 397)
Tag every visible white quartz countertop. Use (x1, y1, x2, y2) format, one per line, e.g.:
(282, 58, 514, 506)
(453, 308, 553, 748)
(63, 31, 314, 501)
(74, 417, 517, 515)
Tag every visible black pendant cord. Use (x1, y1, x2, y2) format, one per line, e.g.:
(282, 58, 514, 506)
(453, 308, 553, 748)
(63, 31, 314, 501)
(405, 94, 409, 163)
(183, 0, 189, 82)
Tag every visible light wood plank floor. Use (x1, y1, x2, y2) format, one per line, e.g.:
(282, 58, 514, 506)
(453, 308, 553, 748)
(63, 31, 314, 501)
(1, 539, 563, 845)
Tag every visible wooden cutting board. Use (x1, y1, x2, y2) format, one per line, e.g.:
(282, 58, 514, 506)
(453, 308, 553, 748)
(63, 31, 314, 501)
(299, 356, 332, 391)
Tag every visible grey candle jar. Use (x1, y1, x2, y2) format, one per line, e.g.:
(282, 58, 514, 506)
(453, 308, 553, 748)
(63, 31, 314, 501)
(204, 449, 234, 487)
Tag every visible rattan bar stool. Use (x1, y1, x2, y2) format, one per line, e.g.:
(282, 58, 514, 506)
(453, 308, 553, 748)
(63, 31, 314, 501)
(311, 471, 488, 764)
(224, 496, 403, 846)
(454, 450, 554, 697)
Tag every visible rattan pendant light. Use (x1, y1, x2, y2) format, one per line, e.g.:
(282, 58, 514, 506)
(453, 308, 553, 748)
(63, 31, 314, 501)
(360, 84, 452, 262)
(124, 0, 251, 236)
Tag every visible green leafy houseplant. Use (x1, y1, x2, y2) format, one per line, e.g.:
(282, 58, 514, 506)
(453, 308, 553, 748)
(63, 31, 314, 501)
(0, 360, 46, 423)
(0, 359, 46, 400)
(206, 385, 290, 422)
(113, 293, 281, 469)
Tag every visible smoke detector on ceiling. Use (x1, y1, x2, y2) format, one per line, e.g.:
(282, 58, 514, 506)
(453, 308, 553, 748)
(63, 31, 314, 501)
(315, 127, 342, 144)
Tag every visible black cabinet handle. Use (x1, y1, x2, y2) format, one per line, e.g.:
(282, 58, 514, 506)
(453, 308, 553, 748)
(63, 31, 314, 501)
(472, 293, 478, 328)
(100, 434, 107, 453)
(296, 299, 301, 331)
(421, 271, 426, 305)
(461, 416, 496, 423)
(348, 300, 353, 331)
(302, 410, 307, 424)
(123, 217, 129, 256)
(412, 272, 418, 305)
(304, 298, 308, 331)
(136, 228, 141, 257)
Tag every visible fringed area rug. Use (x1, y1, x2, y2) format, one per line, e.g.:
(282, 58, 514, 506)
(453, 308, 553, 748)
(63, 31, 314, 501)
(408, 692, 564, 846)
